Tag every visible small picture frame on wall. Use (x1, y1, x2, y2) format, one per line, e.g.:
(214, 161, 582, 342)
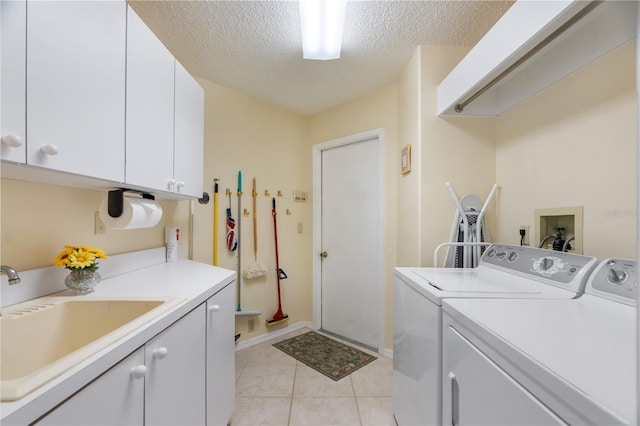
(401, 144, 411, 175)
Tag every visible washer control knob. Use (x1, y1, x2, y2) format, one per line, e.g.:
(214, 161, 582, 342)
(495, 251, 507, 260)
(507, 252, 519, 263)
(607, 269, 628, 286)
(540, 257, 554, 271)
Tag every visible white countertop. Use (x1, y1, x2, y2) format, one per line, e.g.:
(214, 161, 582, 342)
(1, 257, 235, 425)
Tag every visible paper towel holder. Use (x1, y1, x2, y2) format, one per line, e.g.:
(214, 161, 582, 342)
(108, 189, 155, 218)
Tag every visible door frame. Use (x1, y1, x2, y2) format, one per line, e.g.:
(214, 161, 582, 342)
(312, 128, 385, 354)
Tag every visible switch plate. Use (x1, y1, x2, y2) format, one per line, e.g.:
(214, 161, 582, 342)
(95, 211, 106, 234)
(293, 191, 307, 202)
(248, 318, 255, 332)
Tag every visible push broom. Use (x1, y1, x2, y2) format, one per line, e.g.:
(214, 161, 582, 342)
(266, 197, 288, 326)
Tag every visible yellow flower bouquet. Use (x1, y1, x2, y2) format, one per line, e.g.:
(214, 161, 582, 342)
(53, 245, 108, 272)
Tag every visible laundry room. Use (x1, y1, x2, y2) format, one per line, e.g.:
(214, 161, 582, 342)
(0, 1, 638, 425)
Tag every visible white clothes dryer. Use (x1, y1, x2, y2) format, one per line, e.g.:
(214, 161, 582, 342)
(442, 258, 637, 425)
(393, 244, 598, 426)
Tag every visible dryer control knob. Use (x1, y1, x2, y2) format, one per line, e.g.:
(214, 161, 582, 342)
(607, 269, 628, 285)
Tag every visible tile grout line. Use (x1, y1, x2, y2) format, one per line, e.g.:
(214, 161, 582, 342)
(287, 361, 300, 425)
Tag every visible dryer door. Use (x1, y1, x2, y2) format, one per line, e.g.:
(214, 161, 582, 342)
(443, 326, 566, 425)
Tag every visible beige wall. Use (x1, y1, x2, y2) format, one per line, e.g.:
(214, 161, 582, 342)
(1, 39, 635, 353)
(495, 40, 638, 260)
(396, 48, 422, 267)
(191, 80, 312, 343)
(0, 179, 187, 272)
(308, 84, 398, 351)
(420, 46, 497, 267)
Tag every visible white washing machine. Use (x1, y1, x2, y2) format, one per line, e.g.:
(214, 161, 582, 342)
(442, 258, 638, 425)
(393, 244, 598, 426)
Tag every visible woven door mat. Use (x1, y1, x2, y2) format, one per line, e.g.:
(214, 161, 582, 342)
(273, 331, 376, 381)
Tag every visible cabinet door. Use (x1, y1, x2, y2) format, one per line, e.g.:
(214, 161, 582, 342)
(173, 60, 204, 198)
(1, 0, 26, 163)
(125, 6, 175, 192)
(443, 326, 566, 425)
(145, 304, 206, 425)
(37, 347, 145, 426)
(26, 1, 126, 181)
(206, 282, 235, 426)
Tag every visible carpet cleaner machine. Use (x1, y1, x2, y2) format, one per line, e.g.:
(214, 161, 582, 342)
(436, 182, 498, 268)
(267, 197, 288, 326)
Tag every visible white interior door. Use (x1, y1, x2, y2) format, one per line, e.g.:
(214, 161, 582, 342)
(319, 135, 381, 350)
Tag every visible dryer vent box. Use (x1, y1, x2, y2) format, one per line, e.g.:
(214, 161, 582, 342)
(535, 206, 583, 254)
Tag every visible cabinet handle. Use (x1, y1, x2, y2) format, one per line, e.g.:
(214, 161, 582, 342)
(1, 134, 24, 148)
(449, 372, 459, 426)
(167, 178, 177, 189)
(130, 365, 147, 379)
(176, 181, 185, 189)
(152, 347, 169, 360)
(208, 304, 221, 312)
(40, 144, 59, 156)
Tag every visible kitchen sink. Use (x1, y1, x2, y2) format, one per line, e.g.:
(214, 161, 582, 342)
(0, 297, 183, 401)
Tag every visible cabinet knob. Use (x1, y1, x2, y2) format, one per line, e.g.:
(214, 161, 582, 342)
(152, 347, 169, 360)
(176, 181, 185, 189)
(40, 144, 59, 156)
(168, 178, 177, 189)
(208, 304, 221, 312)
(130, 365, 147, 379)
(1, 134, 24, 148)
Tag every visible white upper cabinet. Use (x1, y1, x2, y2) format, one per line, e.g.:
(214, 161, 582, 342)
(0, 1, 204, 199)
(173, 61, 204, 198)
(125, 6, 176, 192)
(438, 0, 638, 116)
(1, 0, 26, 163)
(26, 1, 126, 181)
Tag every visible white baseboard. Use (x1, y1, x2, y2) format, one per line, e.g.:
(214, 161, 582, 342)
(234, 321, 315, 351)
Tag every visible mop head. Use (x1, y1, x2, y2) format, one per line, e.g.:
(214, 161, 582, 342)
(243, 262, 268, 279)
(266, 314, 289, 326)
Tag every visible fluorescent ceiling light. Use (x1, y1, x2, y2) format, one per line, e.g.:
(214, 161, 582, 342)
(299, 0, 347, 60)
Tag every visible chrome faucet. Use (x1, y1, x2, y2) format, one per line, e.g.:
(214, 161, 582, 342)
(1, 265, 21, 284)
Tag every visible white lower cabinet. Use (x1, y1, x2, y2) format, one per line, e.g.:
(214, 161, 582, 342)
(38, 283, 234, 426)
(145, 303, 206, 426)
(38, 348, 145, 426)
(206, 282, 235, 425)
(443, 326, 565, 425)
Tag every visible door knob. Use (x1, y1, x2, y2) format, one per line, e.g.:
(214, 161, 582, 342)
(320, 251, 328, 258)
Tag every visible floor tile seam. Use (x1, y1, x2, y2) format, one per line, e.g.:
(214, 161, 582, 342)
(287, 354, 301, 425)
(353, 393, 364, 426)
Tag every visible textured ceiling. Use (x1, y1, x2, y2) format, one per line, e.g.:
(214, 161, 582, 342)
(129, 1, 514, 115)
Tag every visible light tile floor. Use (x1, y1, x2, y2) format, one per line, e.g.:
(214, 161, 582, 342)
(231, 328, 396, 426)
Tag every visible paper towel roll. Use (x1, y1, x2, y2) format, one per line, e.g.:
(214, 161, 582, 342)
(99, 196, 163, 229)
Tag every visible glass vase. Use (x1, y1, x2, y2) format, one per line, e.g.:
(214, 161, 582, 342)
(65, 269, 101, 295)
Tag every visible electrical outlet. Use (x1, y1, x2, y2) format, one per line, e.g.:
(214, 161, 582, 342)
(95, 211, 106, 234)
(519, 225, 530, 246)
(248, 318, 255, 332)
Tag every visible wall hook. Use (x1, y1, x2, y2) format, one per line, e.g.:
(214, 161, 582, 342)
(243, 208, 250, 217)
(277, 190, 283, 197)
(286, 209, 292, 216)
(264, 189, 270, 197)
